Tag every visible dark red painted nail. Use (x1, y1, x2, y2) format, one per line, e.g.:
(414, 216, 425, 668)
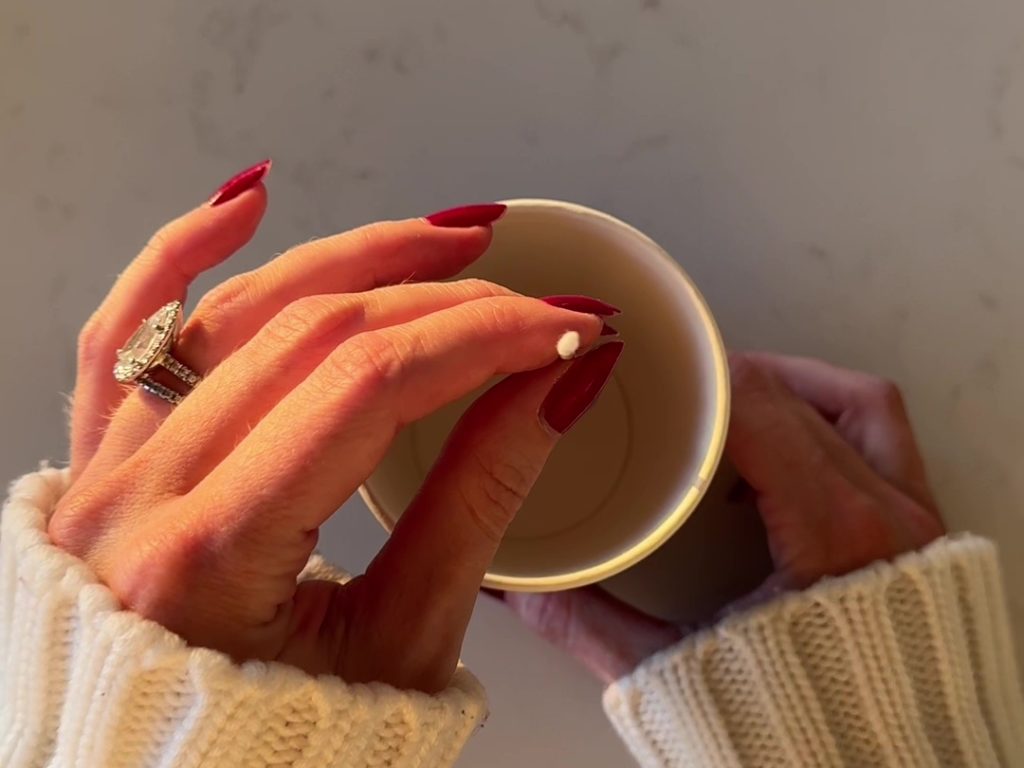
(209, 159, 272, 206)
(481, 588, 506, 602)
(425, 203, 507, 228)
(542, 295, 621, 317)
(541, 342, 624, 435)
(600, 323, 620, 336)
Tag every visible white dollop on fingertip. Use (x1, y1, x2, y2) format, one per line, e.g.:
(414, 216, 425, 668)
(556, 331, 581, 360)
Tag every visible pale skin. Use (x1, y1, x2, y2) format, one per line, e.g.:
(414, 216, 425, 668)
(55, 182, 605, 692)
(503, 352, 946, 683)
(51, 177, 945, 696)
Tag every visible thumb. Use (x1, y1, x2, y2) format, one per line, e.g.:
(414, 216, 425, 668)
(346, 343, 621, 692)
(503, 588, 683, 684)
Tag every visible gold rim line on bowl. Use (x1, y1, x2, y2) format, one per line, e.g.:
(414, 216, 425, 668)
(359, 198, 731, 592)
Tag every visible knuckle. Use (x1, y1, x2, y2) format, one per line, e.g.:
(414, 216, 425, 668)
(455, 278, 511, 299)
(261, 295, 350, 349)
(49, 486, 113, 558)
(259, 306, 314, 351)
(194, 273, 260, 325)
(728, 352, 771, 394)
(47, 507, 87, 556)
(142, 225, 175, 261)
(512, 592, 574, 643)
(111, 527, 216, 620)
(462, 451, 535, 541)
(360, 331, 416, 378)
(469, 297, 527, 334)
(327, 331, 410, 395)
(76, 315, 107, 368)
(140, 225, 188, 280)
(862, 377, 906, 414)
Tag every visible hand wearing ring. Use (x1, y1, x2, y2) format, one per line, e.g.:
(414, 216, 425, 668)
(50, 162, 618, 692)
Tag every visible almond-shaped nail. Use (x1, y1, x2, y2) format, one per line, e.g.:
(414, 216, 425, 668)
(425, 203, 507, 228)
(209, 159, 272, 206)
(541, 342, 624, 434)
(541, 295, 621, 317)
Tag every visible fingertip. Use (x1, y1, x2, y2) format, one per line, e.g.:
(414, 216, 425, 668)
(203, 181, 268, 223)
(727, 351, 767, 389)
(410, 213, 496, 247)
(168, 187, 267, 275)
(234, 183, 269, 233)
(537, 298, 612, 346)
(455, 358, 570, 439)
(374, 216, 496, 282)
(540, 341, 623, 435)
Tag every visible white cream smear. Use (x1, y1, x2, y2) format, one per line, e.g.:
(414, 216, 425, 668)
(556, 330, 581, 359)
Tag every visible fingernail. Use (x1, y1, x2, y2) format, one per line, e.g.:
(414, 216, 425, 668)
(481, 588, 506, 602)
(209, 159, 272, 206)
(541, 342, 624, 435)
(541, 295, 621, 317)
(600, 322, 619, 336)
(425, 203, 507, 228)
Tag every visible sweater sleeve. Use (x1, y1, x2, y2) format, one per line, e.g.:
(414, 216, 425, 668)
(0, 468, 487, 768)
(604, 534, 1024, 767)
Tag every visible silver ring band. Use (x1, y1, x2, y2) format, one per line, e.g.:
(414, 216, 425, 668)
(156, 351, 201, 387)
(139, 377, 185, 405)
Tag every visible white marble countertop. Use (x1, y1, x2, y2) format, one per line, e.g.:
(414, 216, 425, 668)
(3, 1, 1023, 764)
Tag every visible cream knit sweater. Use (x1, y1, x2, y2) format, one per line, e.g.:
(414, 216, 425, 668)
(3, 468, 1024, 767)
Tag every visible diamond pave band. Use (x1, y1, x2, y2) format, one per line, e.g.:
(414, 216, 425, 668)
(138, 378, 185, 405)
(113, 300, 201, 405)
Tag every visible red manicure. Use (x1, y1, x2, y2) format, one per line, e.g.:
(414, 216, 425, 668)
(542, 295, 621, 317)
(425, 203, 507, 228)
(541, 342, 624, 434)
(209, 159, 272, 207)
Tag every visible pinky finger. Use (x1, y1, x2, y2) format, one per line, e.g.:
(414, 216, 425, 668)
(70, 161, 269, 474)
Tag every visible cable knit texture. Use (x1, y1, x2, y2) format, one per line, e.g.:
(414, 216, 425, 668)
(604, 534, 1024, 767)
(0, 468, 487, 768)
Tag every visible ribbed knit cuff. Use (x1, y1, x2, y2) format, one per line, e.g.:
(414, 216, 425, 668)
(1, 468, 487, 768)
(604, 535, 1024, 767)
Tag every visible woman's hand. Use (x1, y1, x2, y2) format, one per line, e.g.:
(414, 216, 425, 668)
(501, 352, 946, 684)
(50, 162, 622, 693)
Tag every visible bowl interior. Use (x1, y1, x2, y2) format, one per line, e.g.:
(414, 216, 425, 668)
(362, 200, 728, 589)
